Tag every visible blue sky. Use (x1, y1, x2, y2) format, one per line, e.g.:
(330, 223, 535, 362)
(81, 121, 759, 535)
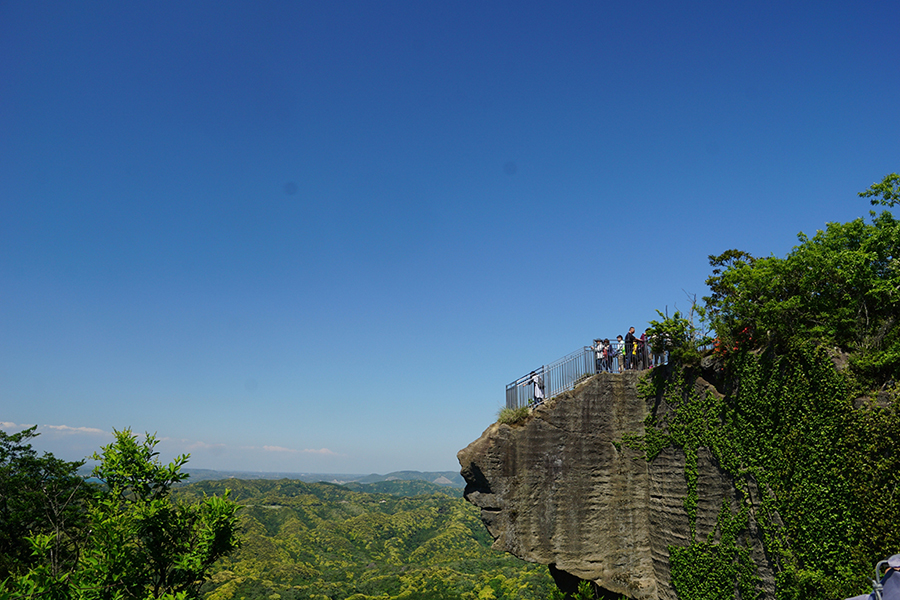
(2, 1, 898, 474)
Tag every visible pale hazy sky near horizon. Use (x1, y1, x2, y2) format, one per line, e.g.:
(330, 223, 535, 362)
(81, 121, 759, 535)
(2, 1, 898, 475)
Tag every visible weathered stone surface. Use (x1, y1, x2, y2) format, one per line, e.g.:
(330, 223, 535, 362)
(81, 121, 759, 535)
(458, 371, 774, 600)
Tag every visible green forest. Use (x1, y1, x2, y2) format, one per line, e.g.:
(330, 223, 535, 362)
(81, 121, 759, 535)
(180, 479, 555, 600)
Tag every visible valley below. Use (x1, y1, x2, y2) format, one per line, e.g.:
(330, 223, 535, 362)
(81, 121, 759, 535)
(177, 478, 556, 600)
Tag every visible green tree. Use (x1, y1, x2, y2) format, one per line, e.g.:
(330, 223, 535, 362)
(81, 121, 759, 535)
(858, 173, 900, 207)
(702, 204, 900, 385)
(643, 175, 900, 598)
(647, 299, 712, 366)
(1, 428, 241, 600)
(0, 427, 92, 580)
(82, 429, 241, 600)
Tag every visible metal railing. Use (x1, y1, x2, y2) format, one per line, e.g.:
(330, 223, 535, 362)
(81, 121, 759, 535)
(505, 342, 672, 409)
(506, 347, 594, 409)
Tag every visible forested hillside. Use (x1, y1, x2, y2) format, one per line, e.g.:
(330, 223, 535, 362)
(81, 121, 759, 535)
(176, 479, 555, 600)
(338, 479, 463, 497)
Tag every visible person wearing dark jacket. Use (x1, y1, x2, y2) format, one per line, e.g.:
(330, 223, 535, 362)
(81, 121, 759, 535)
(624, 327, 637, 370)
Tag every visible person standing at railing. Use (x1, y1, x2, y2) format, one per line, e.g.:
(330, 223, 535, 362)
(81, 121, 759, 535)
(845, 554, 900, 600)
(637, 331, 646, 369)
(624, 327, 637, 370)
(641, 328, 652, 369)
(613, 335, 624, 372)
(601, 338, 612, 372)
(521, 370, 545, 406)
(592, 339, 604, 374)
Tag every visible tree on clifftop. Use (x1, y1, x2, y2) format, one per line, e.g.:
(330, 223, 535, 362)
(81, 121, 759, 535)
(859, 172, 900, 207)
(701, 174, 900, 386)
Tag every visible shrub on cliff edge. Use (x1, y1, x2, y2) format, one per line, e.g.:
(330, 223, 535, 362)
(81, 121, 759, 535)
(498, 407, 530, 425)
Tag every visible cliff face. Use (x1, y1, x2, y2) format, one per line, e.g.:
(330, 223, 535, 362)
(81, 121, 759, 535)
(457, 371, 774, 600)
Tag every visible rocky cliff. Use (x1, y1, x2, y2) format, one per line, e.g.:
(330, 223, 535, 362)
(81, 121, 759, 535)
(457, 370, 775, 600)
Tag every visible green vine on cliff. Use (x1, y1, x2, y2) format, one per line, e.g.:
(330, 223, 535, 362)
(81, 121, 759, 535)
(669, 498, 760, 600)
(628, 341, 900, 600)
(682, 446, 698, 540)
(627, 366, 735, 541)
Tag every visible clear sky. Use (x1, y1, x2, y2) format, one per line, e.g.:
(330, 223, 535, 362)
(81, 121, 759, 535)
(2, 1, 898, 475)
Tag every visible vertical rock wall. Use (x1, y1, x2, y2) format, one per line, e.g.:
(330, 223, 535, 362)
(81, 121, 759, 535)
(458, 371, 773, 600)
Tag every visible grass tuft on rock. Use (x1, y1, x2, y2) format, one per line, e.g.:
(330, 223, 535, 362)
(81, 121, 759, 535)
(497, 406, 530, 425)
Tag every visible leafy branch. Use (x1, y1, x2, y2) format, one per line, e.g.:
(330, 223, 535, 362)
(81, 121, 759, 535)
(858, 173, 900, 207)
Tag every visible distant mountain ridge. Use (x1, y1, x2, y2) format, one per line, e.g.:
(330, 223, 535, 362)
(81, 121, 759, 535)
(340, 479, 463, 497)
(180, 468, 466, 487)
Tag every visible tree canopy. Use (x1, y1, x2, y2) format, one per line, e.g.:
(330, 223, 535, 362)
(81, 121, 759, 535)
(0, 428, 241, 600)
(859, 172, 900, 207)
(699, 175, 900, 386)
(0, 427, 92, 581)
